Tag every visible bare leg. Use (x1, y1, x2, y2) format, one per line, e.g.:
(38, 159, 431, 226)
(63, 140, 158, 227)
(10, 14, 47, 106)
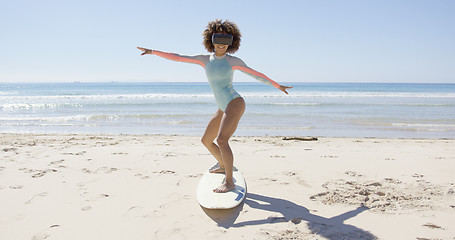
(201, 109, 224, 172)
(213, 97, 245, 193)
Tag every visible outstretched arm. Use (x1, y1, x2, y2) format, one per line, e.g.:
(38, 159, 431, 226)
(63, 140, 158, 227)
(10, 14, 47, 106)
(137, 47, 207, 68)
(228, 56, 292, 94)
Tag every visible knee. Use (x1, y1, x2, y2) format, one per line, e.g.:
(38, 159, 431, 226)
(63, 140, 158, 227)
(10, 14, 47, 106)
(216, 136, 229, 147)
(201, 136, 212, 147)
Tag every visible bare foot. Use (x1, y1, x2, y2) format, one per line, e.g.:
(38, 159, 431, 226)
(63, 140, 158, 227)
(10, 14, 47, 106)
(213, 181, 235, 193)
(209, 167, 225, 174)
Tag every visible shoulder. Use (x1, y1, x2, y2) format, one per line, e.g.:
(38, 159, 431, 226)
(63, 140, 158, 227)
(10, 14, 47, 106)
(193, 54, 210, 65)
(226, 54, 247, 67)
(226, 54, 242, 61)
(198, 54, 211, 58)
(194, 54, 210, 60)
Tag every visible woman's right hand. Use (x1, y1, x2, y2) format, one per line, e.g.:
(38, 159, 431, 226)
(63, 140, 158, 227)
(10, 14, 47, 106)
(137, 47, 153, 55)
(279, 85, 293, 94)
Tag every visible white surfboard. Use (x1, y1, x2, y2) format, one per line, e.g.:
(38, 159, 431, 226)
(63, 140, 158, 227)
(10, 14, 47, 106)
(197, 164, 247, 209)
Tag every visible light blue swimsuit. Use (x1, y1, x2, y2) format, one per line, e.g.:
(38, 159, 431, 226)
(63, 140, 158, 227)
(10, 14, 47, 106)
(151, 50, 281, 112)
(205, 54, 241, 111)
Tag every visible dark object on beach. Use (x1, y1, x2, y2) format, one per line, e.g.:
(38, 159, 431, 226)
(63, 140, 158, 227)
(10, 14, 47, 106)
(282, 137, 318, 141)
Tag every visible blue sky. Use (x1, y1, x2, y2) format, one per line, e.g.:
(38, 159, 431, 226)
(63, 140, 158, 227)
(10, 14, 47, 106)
(1, 0, 454, 83)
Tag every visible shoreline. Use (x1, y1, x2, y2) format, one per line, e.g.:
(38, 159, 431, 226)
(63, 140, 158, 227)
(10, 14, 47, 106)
(1, 133, 454, 239)
(1, 132, 454, 140)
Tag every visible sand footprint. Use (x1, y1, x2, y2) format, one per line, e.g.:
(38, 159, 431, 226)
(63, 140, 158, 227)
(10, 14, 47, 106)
(48, 159, 65, 165)
(26, 192, 48, 204)
(81, 206, 92, 211)
(155, 170, 176, 174)
(32, 231, 50, 240)
(124, 206, 163, 219)
(31, 224, 60, 240)
(422, 223, 444, 230)
(32, 169, 57, 178)
(83, 193, 110, 202)
(123, 206, 146, 217)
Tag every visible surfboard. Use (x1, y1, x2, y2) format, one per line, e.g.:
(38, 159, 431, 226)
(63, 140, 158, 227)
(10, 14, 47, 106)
(197, 164, 247, 209)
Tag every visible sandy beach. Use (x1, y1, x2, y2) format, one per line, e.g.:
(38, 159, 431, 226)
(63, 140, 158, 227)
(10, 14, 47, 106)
(0, 134, 454, 239)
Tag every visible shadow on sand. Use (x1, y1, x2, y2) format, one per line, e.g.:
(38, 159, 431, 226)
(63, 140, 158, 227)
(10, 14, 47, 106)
(202, 192, 377, 240)
(201, 201, 244, 229)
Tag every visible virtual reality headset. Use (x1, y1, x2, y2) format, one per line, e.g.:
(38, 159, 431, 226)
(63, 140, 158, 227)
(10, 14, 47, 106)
(212, 33, 233, 46)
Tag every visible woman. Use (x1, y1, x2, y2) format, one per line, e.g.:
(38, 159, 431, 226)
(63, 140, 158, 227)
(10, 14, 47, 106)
(138, 19, 292, 193)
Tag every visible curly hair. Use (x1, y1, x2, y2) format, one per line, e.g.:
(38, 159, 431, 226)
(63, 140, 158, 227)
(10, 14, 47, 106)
(202, 19, 242, 54)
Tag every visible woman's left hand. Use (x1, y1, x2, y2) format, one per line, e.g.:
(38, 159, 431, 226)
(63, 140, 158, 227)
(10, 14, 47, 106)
(279, 85, 293, 94)
(137, 47, 153, 55)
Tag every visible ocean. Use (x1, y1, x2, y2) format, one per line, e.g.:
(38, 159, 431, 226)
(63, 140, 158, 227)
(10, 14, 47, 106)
(1, 82, 454, 138)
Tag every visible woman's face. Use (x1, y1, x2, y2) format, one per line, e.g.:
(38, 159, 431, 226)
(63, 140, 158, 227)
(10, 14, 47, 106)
(213, 44, 228, 56)
(213, 31, 229, 56)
